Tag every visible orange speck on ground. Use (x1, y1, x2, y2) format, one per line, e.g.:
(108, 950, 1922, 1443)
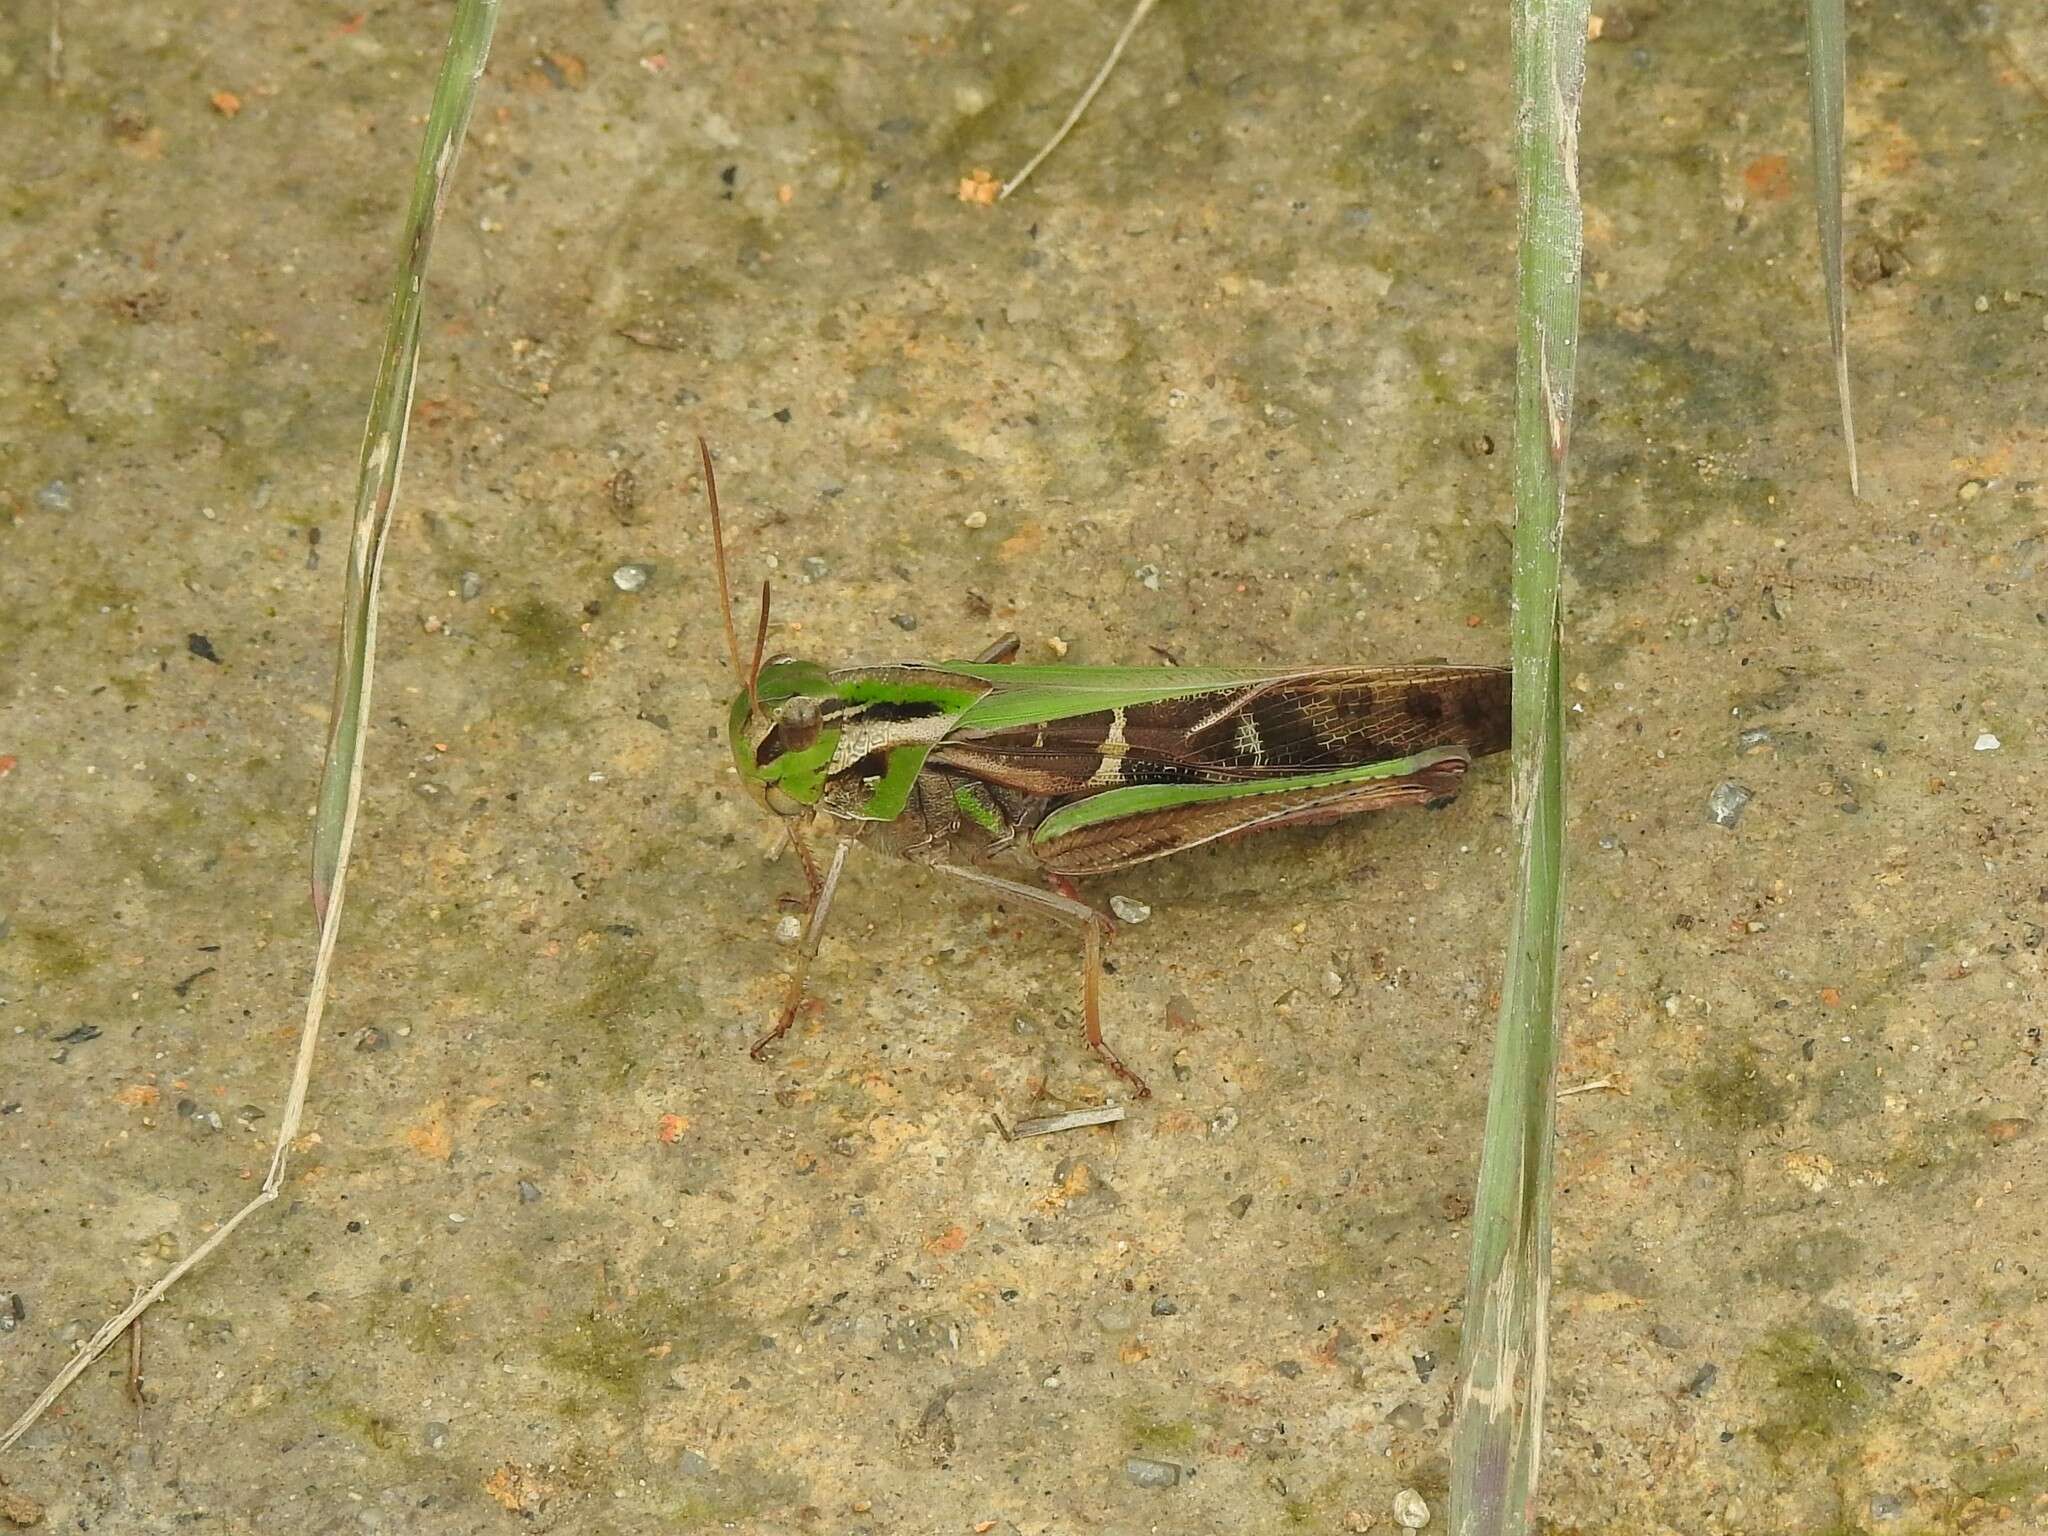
(484, 1464, 551, 1516)
(658, 1113, 689, 1144)
(1741, 153, 1791, 200)
(405, 1104, 453, 1160)
(957, 168, 1000, 205)
(1820, 986, 1843, 1007)
(1879, 123, 1919, 176)
(210, 90, 243, 118)
(1036, 1160, 1095, 1212)
(997, 523, 1046, 561)
(925, 1224, 968, 1255)
(114, 1084, 160, 1108)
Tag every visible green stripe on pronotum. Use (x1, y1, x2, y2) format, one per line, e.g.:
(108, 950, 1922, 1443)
(697, 438, 1512, 1098)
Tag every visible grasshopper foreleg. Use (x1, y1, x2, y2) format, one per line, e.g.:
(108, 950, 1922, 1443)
(753, 834, 851, 1060)
(775, 820, 826, 911)
(931, 863, 1149, 1099)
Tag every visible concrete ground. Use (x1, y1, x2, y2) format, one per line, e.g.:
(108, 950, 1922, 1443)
(1, 2, 2043, 1532)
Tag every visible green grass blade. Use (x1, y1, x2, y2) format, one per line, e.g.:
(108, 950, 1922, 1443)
(0, 0, 500, 1456)
(1805, 0, 1858, 496)
(312, 0, 501, 923)
(1447, 1, 1586, 1531)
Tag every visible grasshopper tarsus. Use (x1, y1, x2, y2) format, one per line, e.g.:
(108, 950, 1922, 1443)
(751, 964, 818, 1059)
(1084, 1007, 1152, 1098)
(1090, 1046, 1152, 1101)
(749, 985, 804, 1059)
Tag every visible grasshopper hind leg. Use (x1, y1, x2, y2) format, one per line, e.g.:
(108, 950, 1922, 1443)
(932, 862, 1149, 1099)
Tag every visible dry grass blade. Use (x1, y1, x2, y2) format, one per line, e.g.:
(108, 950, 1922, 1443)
(0, 0, 501, 1454)
(45, 0, 63, 91)
(1446, 0, 1587, 1531)
(1000, 0, 1158, 201)
(1805, 0, 1858, 496)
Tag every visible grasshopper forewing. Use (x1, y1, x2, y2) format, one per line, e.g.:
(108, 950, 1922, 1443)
(701, 441, 1510, 1097)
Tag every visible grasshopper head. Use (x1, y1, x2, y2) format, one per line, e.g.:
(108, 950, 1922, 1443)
(728, 657, 839, 817)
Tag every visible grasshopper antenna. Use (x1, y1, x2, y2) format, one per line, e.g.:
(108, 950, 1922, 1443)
(699, 436, 763, 716)
(748, 578, 772, 699)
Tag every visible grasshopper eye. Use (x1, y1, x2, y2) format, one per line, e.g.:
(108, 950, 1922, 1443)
(776, 696, 822, 753)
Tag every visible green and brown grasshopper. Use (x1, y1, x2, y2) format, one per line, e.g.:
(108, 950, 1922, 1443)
(703, 441, 1510, 1097)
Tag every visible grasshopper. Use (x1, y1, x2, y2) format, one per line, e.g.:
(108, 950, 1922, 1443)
(703, 441, 1510, 1097)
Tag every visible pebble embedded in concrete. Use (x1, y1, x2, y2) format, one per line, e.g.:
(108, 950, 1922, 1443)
(1125, 1456, 1183, 1489)
(1706, 781, 1753, 827)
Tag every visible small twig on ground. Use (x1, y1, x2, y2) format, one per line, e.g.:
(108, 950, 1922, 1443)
(124, 1320, 144, 1409)
(1000, 0, 1159, 201)
(1557, 1077, 1623, 1098)
(1009, 1104, 1128, 1138)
